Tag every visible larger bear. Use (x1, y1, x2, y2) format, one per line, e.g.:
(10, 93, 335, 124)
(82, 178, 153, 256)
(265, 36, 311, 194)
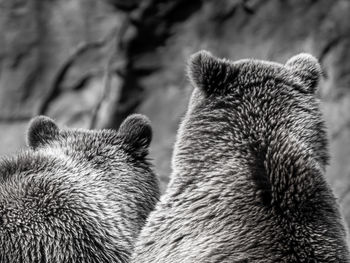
(132, 51, 350, 262)
(0, 114, 160, 263)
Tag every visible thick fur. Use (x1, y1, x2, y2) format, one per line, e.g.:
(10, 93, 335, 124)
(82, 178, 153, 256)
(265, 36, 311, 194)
(132, 51, 350, 262)
(0, 114, 160, 263)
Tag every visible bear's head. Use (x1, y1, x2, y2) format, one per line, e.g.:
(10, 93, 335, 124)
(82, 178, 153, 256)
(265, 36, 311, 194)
(175, 51, 328, 171)
(0, 114, 160, 263)
(27, 114, 153, 163)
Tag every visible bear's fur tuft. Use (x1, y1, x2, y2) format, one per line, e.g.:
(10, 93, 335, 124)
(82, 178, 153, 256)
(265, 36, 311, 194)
(285, 53, 322, 93)
(27, 116, 59, 149)
(187, 50, 237, 96)
(118, 114, 152, 158)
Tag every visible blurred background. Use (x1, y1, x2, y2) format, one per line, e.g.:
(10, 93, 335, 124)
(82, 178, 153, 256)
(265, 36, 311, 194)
(1, 0, 350, 227)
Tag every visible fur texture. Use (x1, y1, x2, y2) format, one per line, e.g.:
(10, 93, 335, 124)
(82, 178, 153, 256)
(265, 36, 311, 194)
(0, 114, 160, 263)
(132, 51, 350, 262)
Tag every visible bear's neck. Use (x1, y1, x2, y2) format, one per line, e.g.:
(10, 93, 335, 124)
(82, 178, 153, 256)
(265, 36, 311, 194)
(172, 113, 250, 175)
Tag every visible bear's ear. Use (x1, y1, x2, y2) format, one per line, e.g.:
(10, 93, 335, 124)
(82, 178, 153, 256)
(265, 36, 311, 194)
(118, 114, 152, 158)
(27, 116, 59, 149)
(285, 53, 322, 93)
(187, 50, 235, 96)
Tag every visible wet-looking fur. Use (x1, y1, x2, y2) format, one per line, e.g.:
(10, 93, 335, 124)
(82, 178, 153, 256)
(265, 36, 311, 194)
(132, 51, 350, 262)
(0, 114, 160, 263)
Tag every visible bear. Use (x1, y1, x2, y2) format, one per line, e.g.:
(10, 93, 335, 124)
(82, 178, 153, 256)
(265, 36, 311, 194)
(0, 114, 160, 263)
(131, 51, 350, 262)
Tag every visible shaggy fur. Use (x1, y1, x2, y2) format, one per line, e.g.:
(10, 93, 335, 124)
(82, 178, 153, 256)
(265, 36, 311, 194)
(0, 115, 160, 263)
(132, 51, 350, 262)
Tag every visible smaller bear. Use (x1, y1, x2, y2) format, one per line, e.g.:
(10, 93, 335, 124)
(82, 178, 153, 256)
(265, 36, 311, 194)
(131, 51, 350, 262)
(0, 114, 160, 263)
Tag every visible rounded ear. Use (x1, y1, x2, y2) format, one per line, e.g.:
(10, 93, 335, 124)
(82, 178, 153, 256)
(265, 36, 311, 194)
(187, 50, 236, 96)
(118, 114, 152, 158)
(285, 53, 322, 93)
(27, 116, 59, 149)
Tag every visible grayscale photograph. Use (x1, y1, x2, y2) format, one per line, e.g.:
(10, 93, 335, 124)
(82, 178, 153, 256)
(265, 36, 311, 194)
(1, 0, 350, 262)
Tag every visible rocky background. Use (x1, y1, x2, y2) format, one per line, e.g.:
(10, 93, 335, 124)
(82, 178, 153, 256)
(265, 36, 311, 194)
(1, 0, 350, 227)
